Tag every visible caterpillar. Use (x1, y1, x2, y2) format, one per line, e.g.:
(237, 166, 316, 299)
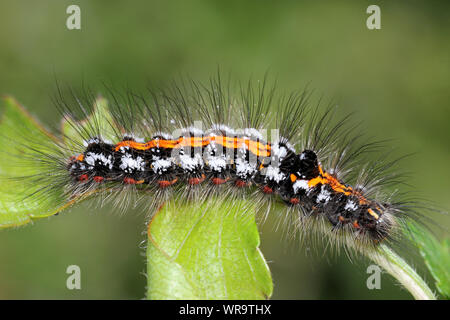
(2, 76, 419, 251)
(68, 119, 390, 242)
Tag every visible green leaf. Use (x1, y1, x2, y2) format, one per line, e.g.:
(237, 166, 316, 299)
(0, 96, 112, 229)
(146, 198, 273, 299)
(408, 223, 450, 299)
(0, 96, 66, 228)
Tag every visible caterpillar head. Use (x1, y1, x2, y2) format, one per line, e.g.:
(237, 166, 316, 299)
(362, 203, 394, 242)
(297, 150, 320, 180)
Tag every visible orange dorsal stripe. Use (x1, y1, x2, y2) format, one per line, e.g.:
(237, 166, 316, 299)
(114, 136, 271, 157)
(308, 166, 367, 200)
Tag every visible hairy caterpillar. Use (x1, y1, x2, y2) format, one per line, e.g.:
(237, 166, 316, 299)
(1, 76, 424, 253)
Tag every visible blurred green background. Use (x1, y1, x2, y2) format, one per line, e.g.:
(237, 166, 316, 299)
(0, 0, 448, 299)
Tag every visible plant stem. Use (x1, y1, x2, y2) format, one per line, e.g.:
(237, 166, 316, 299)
(364, 244, 436, 300)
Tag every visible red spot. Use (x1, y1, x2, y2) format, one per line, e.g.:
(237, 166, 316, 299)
(158, 178, 177, 188)
(123, 177, 137, 185)
(78, 174, 89, 182)
(188, 175, 205, 185)
(235, 179, 247, 188)
(352, 220, 360, 229)
(289, 198, 300, 205)
(212, 177, 228, 185)
(123, 177, 145, 185)
(262, 185, 273, 194)
(158, 180, 171, 188)
(93, 176, 104, 183)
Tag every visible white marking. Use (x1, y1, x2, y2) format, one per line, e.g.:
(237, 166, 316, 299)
(236, 158, 256, 179)
(316, 185, 332, 204)
(293, 179, 310, 193)
(264, 165, 285, 183)
(83, 136, 113, 147)
(83, 137, 101, 147)
(85, 152, 113, 170)
(344, 200, 358, 211)
(119, 153, 145, 173)
(152, 158, 172, 174)
(271, 143, 287, 160)
(208, 156, 227, 172)
(206, 141, 218, 154)
(119, 146, 130, 153)
(179, 153, 203, 172)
